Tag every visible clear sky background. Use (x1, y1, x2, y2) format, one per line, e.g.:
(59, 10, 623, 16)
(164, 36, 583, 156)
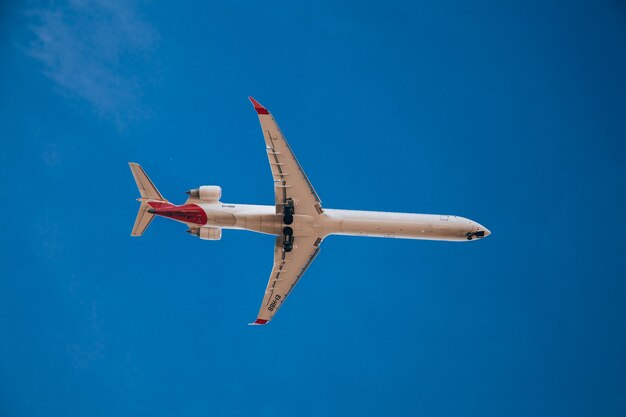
(1, 1, 626, 416)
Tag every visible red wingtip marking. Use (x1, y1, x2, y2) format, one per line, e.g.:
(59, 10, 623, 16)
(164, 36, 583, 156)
(254, 318, 268, 325)
(248, 96, 269, 114)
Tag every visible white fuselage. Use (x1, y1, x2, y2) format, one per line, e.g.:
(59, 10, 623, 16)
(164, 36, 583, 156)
(191, 201, 489, 242)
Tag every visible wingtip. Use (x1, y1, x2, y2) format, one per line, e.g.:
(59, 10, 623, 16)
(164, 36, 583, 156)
(248, 318, 269, 326)
(248, 96, 269, 115)
(129, 162, 143, 172)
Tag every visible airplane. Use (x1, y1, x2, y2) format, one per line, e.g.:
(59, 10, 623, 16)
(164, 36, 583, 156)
(129, 97, 491, 325)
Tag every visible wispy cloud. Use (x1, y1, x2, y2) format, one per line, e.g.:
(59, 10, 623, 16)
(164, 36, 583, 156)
(26, 0, 158, 127)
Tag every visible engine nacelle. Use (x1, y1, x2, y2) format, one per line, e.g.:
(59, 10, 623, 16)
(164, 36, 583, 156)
(187, 227, 222, 240)
(186, 185, 222, 201)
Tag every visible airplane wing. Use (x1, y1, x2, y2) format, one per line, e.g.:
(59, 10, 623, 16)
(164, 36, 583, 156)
(249, 97, 323, 216)
(250, 234, 323, 325)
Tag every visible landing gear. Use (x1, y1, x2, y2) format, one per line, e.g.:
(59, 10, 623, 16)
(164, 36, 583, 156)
(283, 198, 294, 225)
(466, 230, 486, 240)
(283, 226, 294, 252)
(282, 199, 295, 252)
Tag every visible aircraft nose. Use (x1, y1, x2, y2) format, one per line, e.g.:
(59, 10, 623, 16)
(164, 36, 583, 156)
(467, 223, 491, 240)
(475, 223, 491, 237)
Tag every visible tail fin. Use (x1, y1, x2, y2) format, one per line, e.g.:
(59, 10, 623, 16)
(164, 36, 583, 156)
(129, 162, 167, 237)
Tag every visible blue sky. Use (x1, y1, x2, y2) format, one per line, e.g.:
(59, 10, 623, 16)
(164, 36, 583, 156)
(2, 0, 626, 416)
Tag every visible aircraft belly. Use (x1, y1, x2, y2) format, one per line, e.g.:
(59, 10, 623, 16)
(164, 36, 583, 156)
(227, 213, 315, 236)
(205, 211, 236, 228)
(232, 213, 282, 235)
(291, 214, 315, 237)
(321, 209, 474, 241)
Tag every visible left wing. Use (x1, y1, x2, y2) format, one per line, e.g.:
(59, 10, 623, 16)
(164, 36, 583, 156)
(250, 234, 323, 325)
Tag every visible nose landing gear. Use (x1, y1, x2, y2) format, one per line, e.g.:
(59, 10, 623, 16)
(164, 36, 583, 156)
(466, 230, 486, 240)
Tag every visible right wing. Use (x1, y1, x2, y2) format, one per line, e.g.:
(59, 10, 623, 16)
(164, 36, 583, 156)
(250, 234, 323, 325)
(249, 97, 323, 216)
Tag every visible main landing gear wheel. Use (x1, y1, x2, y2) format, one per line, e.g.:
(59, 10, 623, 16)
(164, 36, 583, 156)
(282, 199, 295, 252)
(283, 226, 294, 252)
(283, 199, 294, 225)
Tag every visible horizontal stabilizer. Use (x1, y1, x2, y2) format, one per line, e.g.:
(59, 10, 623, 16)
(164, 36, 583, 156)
(131, 202, 155, 237)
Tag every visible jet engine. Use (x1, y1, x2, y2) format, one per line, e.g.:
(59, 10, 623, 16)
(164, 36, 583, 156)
(187, 227, 222, 240)
(186, 185, 222, 201)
